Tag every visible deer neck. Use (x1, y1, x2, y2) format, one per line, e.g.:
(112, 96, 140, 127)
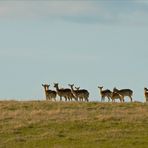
(55, 85, 60, 92)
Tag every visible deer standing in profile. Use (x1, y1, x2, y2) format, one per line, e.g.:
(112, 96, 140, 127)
(54, 83, 74, 101)
(144, 87, 148, 102)
(113, 87, 133, 102)
(68, 84, 89, 102)
(98, 86, 112, 102)
(42, 84, 57, 101)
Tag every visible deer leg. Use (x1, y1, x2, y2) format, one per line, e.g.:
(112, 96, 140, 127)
(101, 97, 103, 102)
(47, 96, 50, 101)
(67, 97, 69, 101)
(120, 98, 122, 102)
(70, 97, 72, 101)
(107, 97, 110, 102)
(69, 97, 72, 101)
(101, 97, 104, 102)
(64, 97, 66, 101)
(75, 97, 78, 101)
(86, 97, 89, 102)
(130, 96, 132, 102)
(146, 97, 148, 102)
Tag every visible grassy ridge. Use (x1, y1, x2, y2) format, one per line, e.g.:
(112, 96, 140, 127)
(0, 101, 148, 148)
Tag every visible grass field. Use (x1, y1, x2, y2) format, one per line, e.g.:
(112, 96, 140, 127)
(0, 101, 148, 148)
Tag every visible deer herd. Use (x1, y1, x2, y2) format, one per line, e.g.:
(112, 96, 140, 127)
(42, 83, 148, 102)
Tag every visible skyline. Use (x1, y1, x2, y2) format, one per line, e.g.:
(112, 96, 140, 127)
(0, 0, 148, 102)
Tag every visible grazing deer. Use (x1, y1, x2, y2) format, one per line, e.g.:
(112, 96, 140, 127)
(111, 91, 124, 102)
(113, 87, 133, 102)
(144, 87, 148, 102)
(54, 83, 74, 101)
(98, 86, 112, 102)
(42, 84, 57, 101)
(69, 84, 89, 102)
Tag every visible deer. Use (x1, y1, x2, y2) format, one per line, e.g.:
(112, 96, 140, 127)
(98, 86, 112, 102)
(42, 84, 57, 101)
(54, 83, 74, 101)
(45, 84, 57, 101)
(68, 84, 80, 101)
(144, 87, 148, 102)
(113, 87, 133, 102)
(111, 91, 124, 102)
(69, 84, 89, 102)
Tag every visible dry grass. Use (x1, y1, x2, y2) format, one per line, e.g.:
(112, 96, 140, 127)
(0, 101, 148, 148)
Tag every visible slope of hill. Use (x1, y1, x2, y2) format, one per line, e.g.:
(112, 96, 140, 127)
(0, 101, 148, 148)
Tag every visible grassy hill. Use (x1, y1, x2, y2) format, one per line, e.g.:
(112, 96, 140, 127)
(0, 101, 148, 148)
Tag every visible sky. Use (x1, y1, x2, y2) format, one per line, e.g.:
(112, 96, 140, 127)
(0, 0, 148, 102)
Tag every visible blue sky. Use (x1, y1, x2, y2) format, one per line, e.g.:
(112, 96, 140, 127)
(0, 0, 148, 102)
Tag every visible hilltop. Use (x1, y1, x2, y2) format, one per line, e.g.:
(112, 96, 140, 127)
(0, 101, 148, 148)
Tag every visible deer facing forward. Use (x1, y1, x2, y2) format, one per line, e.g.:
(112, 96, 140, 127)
(42, 84, 57, 101)
(98, 86, 112, 102)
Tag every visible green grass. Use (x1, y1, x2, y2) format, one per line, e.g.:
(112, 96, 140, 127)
(0, 101, 148, 148)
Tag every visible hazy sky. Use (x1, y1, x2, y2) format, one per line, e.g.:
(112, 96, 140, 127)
(0, 0, 148, 102)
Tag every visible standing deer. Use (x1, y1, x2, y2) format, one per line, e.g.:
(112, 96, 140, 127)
(98, 86, 112, 102)
(68, 84, 89, 102)
(68, 84, 79, 101)
(113, 87, 133, 102)
(111, 91, 124, 102)
(42, 84, 57, 101)
(54, 83, 74, 101)
(46, 84, 57, 101)
(144, 87, 148, 102)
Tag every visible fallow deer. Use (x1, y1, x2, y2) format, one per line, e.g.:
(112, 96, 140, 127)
(113, 87, 133, 102)
(98, 86, 112, 102)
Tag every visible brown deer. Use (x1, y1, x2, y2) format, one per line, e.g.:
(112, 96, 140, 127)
(68, 84, 79, 101)
(69, 84, 89, 102)
(144, 87, 148, 102)
(111, 91, 124, 102)
(113, 87, 133, 102)
(54, 83, 74, 101)
(42, 84, 57, 101)
(98, 86, 112, 102)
